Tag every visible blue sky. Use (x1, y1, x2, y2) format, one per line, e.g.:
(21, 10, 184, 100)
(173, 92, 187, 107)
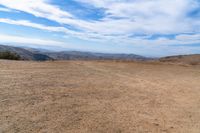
(0, 0, 200, 57)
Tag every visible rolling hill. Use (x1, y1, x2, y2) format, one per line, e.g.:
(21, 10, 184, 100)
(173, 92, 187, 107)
(45, 51, 148, 61)
(159, 54, 200, 65)
(0, 45, 53, 61)
(1, 45, 199, 65)
(0, 45, 147, 61)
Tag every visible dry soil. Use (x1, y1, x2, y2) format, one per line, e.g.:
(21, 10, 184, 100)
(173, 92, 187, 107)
(0, 60, 200, 133)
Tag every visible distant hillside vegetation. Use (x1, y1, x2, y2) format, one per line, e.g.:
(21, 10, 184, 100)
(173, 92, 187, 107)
(1, 45, 200, 64)
(159, 54, 200, 65)
(0, 45, 53, 61)
(0, 45, 148, 61)
(0, 51, 21, 60)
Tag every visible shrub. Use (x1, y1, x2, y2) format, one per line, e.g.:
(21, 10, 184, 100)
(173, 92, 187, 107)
(0, 51, 21, 60)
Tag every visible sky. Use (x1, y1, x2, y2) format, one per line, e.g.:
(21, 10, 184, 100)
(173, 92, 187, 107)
(0, 0, 200, 57)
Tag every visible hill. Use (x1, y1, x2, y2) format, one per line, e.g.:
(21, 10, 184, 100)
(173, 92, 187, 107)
(1, 45, 200, 64)
(45, 51, 148, 61)
(0, 45, 148, 61)
(159, 54, 200, 65)
(0, 45, 53, 61)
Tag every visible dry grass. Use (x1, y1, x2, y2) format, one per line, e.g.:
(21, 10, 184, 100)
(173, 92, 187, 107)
(0, 60, 200, 133)
(159, 54, 200, 66)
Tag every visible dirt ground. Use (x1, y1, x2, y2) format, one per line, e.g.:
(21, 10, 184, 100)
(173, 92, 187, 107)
(0, 60, 200, 133)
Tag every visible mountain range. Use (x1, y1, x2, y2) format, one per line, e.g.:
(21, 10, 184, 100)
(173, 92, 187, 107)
(0, 45, 52, 61)
(0, 45, 200, 65)
(0, 45, 148, 61)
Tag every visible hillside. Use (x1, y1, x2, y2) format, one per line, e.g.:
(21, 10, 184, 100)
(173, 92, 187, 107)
(159, 54, 200, 65)
(45, 51, 148, 61)
(0, 51, 21, 60)
(1, 45, 200, 64)
(0, 45, 53, 61)
(0, 45, 147, 61)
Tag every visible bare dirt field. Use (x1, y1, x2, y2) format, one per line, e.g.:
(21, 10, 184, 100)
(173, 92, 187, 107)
(0, 60, 200, 133)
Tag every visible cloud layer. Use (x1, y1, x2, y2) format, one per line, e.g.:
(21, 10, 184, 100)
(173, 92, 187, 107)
(0, 0, 199, 56)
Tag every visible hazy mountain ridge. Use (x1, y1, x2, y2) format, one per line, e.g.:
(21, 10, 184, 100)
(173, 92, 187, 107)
(45, 51, 148, 61)
(0, 45, 53, 61)
(0, 45, 148, 61)
(1, 45, 200, 65)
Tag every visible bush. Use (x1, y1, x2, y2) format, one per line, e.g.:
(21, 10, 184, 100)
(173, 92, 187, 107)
(0, 51, 21, 60)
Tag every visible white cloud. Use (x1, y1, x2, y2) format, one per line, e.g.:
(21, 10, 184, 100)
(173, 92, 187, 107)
(0, 0, 199, 45)
(0, 7, 13, 12)
(1, 18, 200, 48)
(0, 0, 72, 17)
(0, 34, 66, 46)
(0, 0, 199, 34)
(74, 0, 199, 34)
(176, 34, 200, 41)
(0, 18, 75, 34)
(0, 18, 122, 42)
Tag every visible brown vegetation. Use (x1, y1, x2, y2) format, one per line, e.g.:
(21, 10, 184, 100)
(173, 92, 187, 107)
(0, 60, 200, 132)
(159, 54, 200, 66)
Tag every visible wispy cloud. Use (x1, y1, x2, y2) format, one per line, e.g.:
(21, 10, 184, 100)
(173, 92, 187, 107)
(0, 18, 75, 34)
(0, 18, 200, 47)
(0, 18, 120, 42)
(0, 34, 66, 46)
(1, 0, 199, 35)
(0, 0, 199, 56)
(0, 7, 13, 12)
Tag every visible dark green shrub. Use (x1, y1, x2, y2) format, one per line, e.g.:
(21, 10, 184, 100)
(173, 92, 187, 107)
(0, 51, 21, 60)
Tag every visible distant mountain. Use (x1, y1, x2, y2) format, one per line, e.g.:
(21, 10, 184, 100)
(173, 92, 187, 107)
(0, 45, 53, 61)
(1, 45, 199, 64)
(45, 51, 148, 61)
(0, 45, 148, 61)
(159, 54, 200, 65)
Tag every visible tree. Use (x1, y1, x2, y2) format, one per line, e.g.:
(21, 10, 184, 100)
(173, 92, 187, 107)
(0, 51, 21, 60)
